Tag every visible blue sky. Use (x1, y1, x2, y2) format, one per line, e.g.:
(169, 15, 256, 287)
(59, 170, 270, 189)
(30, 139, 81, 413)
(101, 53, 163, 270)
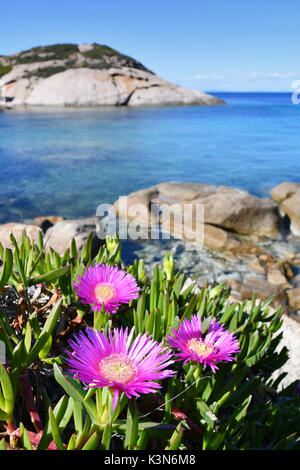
(1, 0, 299, 91)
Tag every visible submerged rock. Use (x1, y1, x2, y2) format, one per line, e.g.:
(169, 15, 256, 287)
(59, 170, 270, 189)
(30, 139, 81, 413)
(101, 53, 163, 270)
(226, 277, 287, 309)
(287, 288, 300, 310)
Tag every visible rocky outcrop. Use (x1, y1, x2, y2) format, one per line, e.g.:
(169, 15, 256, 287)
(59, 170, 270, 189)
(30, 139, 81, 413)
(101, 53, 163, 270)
(43, 218, 103, 255)
(271, 182, 300, 203)
(0, 218, 103, 255)
(114, 182, 279, 248)
(0, 223, 42, 249)
(280, 196, 300, 236)
(0, 43, 224, 108)
(271, 182, 300, 236)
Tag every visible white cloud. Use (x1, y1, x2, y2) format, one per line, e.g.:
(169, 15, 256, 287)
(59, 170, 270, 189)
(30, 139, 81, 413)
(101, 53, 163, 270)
(195, 74, 210, 80)
(267, 72, 297, 78)
(195, 74, 226, 80)
(194, 72, 298, 82)
(243, 72, 262, 79)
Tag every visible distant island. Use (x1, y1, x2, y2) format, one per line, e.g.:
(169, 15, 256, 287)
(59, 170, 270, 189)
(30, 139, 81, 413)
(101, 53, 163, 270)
(0, 43, 225, 108)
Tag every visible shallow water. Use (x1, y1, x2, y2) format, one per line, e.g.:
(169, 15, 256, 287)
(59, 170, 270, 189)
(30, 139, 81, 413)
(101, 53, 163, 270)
(0, 92, 300, 224)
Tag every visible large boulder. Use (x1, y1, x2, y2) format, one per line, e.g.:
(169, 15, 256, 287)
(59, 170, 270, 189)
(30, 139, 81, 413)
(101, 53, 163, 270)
(33, 215, 65, 233)
(271, 182, 300, 203)
(280, 195, 300, 236)
(0, 223, 42, 249)
(0, 218, 104, 256)
(44, 217, 103, 255)
(271, 182, 300, 236)
(114, 182, 279, 244)
(24, 68, 223, 107)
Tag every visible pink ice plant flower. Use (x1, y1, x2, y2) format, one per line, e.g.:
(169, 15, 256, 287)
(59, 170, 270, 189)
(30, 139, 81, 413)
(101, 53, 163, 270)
(73, 264, 140, 314)
(65, 327, 175, 409)
(166, 315, 240, 372)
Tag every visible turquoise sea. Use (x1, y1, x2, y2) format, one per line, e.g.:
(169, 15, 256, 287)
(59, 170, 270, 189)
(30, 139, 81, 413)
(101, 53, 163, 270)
(0, 92, 299, 224)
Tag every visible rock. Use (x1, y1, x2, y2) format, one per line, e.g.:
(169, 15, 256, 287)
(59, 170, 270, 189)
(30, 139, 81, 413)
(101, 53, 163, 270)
(0, 43, 224, 108)
(267, 269, 292, 289)
(271, 182, 300, 203)
(195, 187, 278, 237)
(114, 191, 159, 228)
(158, 182, 278, 236)
(126, 81, 223, 107)
(287, 288, 300, 310)
(24, 68, 222, 107)
(0, 223, 42, 249)
(227, 276, 287, 307)
(270, 182, 300, 236)
(291, 274, 300, 288)
(248, 257, 266, 275)
(268, 259, 295, 279)
(271, 315, 300, 388)
(114, 182, 279, 245)
(280, 194, 300, 236)
(44, 217, 103, 255)
(33, 216, 65, 233)
(157, 182, 217, 201)
(259, 254, 277, 263)
(203, 224, 241, 251)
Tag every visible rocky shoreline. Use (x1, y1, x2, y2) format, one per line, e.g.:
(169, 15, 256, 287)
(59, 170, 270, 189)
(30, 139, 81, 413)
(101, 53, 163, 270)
(0, 181, 299, 321)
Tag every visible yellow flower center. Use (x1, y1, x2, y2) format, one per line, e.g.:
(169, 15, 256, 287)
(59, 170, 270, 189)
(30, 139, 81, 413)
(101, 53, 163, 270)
(94, 282, 116, 303)
(187, 338, 214, 358)
(99, 354, 137, 384)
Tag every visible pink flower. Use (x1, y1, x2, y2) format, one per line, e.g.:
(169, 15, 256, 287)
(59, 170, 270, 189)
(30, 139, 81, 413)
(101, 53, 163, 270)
(73, 264, 140, 314)
(166, 315, 240, 372)
(65, 327, 175, 409)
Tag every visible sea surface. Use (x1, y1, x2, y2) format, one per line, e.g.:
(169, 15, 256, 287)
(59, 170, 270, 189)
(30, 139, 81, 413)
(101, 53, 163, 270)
(0, 92, 299, 224)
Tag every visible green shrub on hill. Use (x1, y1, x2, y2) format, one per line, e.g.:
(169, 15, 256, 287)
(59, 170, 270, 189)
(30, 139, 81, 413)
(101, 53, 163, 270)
(24, 66, 68, 79)
(14, 44, 79, 64)
(0, 64, 12, 78)
(82, 43, 120, 59)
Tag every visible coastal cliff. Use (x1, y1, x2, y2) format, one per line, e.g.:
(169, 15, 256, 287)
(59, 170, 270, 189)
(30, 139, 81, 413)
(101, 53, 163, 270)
(0, 43, 225, 107)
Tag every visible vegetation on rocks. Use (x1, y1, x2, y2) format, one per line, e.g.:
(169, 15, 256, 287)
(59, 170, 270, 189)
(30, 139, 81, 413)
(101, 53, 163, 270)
(82, 43, 121, 58)
(0, 43, 223, 107)
(0, 229, 299, 450)
(24, 66, 68, 79)
(0, 65, 12, 79)
(16, 44, 80, 62)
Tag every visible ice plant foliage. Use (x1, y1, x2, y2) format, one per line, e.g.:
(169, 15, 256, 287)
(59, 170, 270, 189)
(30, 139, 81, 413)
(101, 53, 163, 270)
(1, 233, 299, 451)
(166, 315, 240, 372)
(65, 327, 175, 408)
(73, 264, 140, 314)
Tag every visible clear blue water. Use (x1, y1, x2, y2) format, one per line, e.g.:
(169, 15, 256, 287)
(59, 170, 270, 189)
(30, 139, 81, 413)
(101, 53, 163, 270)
(0, 92, 300, 224)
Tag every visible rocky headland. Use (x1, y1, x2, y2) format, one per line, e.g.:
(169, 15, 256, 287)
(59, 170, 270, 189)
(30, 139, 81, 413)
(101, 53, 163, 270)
(0, 43, 224, 108)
